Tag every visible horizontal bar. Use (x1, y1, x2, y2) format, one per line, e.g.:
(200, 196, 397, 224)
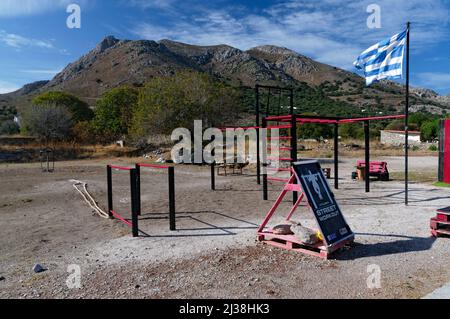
(265, 115, 292, 121)
(109, 165, 133, 171)
(266, 167, 292, 171)
(110, 210, 132, 227)
(297, 119, 338, 124)
(264, 115, 405, 124)
(267, 177, 290, 183)
(138, 163, 170, 170)
(265, 125, 292, 129)
(338, 115, 406, 123)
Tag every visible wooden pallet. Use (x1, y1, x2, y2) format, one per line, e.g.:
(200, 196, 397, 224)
(257, 230, 353, 260)
(430, 217, 450, 238)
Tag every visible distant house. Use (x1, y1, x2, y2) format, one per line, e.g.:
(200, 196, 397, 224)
(380, 130, 421, 146)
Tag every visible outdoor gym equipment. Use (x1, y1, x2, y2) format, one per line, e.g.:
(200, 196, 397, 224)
(439, 119, 450, 184)
(135, 163, 176, 231)
(106, 163, 177, 237)
(107, 165, 139, 237)
(40, 148, 55, 172)
(258, 160, 354, 259)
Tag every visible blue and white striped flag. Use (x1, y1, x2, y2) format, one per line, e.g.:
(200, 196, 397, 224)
(354, 30, 407, 85)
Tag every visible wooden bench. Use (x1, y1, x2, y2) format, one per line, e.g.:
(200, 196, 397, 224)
(357, 160, 389, 181)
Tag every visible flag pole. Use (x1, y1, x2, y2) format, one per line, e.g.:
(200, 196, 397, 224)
(405, 22, 410, 206)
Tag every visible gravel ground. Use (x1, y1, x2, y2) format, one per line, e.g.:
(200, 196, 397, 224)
(0, 156, 449, 299)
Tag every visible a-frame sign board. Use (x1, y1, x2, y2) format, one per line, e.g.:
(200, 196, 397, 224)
(257, 160, 354, 259)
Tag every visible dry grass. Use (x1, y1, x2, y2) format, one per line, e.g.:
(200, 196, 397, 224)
(390, 170, 438, 183)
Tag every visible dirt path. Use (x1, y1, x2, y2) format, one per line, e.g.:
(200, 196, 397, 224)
(0, 156, 449, 299)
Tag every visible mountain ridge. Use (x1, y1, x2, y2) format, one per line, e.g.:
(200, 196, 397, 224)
(1, 35, 449, 115)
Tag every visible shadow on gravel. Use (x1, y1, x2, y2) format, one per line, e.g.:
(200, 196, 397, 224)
(336, 233, 437, 260)
(135, 210, 259, 238)
(338, 188, 450, 207)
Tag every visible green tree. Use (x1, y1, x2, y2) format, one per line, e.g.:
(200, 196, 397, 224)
(421, 119, 440, 141)
(33, 91, 94, 122)
(92, 86, 139, 140)
(131, 71, 241, 137)
(0, 120, 20, 135)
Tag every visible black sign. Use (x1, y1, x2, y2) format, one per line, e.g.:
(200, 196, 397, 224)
(293, 160, 354, 247)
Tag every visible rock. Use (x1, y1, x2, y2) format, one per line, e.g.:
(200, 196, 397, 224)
(272, 224, 293, 235)
(290, 224, 320, 245)
(32, 264, 46, 273)
(0, 276, 5, 281)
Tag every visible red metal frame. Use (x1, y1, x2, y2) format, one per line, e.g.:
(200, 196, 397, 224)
(264, 114, 406, 124)
(444, 120, 450, 183)
(257, 169, 353, 259)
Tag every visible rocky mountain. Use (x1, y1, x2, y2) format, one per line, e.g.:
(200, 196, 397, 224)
(1, 36, 449, 116)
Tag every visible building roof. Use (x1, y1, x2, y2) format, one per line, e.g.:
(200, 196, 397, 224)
(381, 130, 421, 134)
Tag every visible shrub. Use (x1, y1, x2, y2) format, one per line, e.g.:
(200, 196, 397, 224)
(23, 105, 73, 143)
(33, 91, 94, 122)
(0, 120, 20, 135)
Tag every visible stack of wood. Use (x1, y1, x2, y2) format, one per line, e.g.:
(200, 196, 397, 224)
(431, 207, 450, 237)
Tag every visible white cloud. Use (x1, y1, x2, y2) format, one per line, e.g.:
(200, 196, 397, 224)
(417, 72, 450, 89)
(125, 0, 175, 10)
(0, 0, 73, 17)
(0, 30, 54, 49)
(0, 81, 20, 94)
(131, 0, 449, 70)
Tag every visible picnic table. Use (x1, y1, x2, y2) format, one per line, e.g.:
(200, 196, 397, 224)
(356, 160, 389, 181)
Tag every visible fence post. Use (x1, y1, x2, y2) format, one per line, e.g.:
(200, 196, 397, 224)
(130, 169, 139, 237)
(107, 165, 113, 218)
(168, 167, 176, 231)
(211, 161, 216, 191)
(135, 164, 141, 216)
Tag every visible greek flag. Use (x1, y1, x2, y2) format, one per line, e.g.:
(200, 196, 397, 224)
(354, 30, 407, 85)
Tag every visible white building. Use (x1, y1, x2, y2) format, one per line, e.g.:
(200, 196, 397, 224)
(380, 130, 421, 146)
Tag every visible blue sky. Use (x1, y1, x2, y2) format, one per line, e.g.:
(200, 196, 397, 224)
(0, 0, 449, 95)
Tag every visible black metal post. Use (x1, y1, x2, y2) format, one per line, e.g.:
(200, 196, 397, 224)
(334, 123, 339, 190)
(405, 22, 410, 206)
(107, 165, 113, 218)
(135, 164, 141, 216)
(168, 167, 176, 231)
(364, 121, 370, 193)
(211, 161, 216, 191)
(130, 169, 139, 238)
(256, 85, 261, 185)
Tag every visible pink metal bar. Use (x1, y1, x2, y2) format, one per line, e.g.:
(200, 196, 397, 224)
(266, 167, 292, 171)
(266, 124, 292, 129)
(110, 210, 132, 227)
(339, 115, 406, 123)
(286, 193, 304, 221)
(267, 157, 293, 161)
(267, 177, 290, 183)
